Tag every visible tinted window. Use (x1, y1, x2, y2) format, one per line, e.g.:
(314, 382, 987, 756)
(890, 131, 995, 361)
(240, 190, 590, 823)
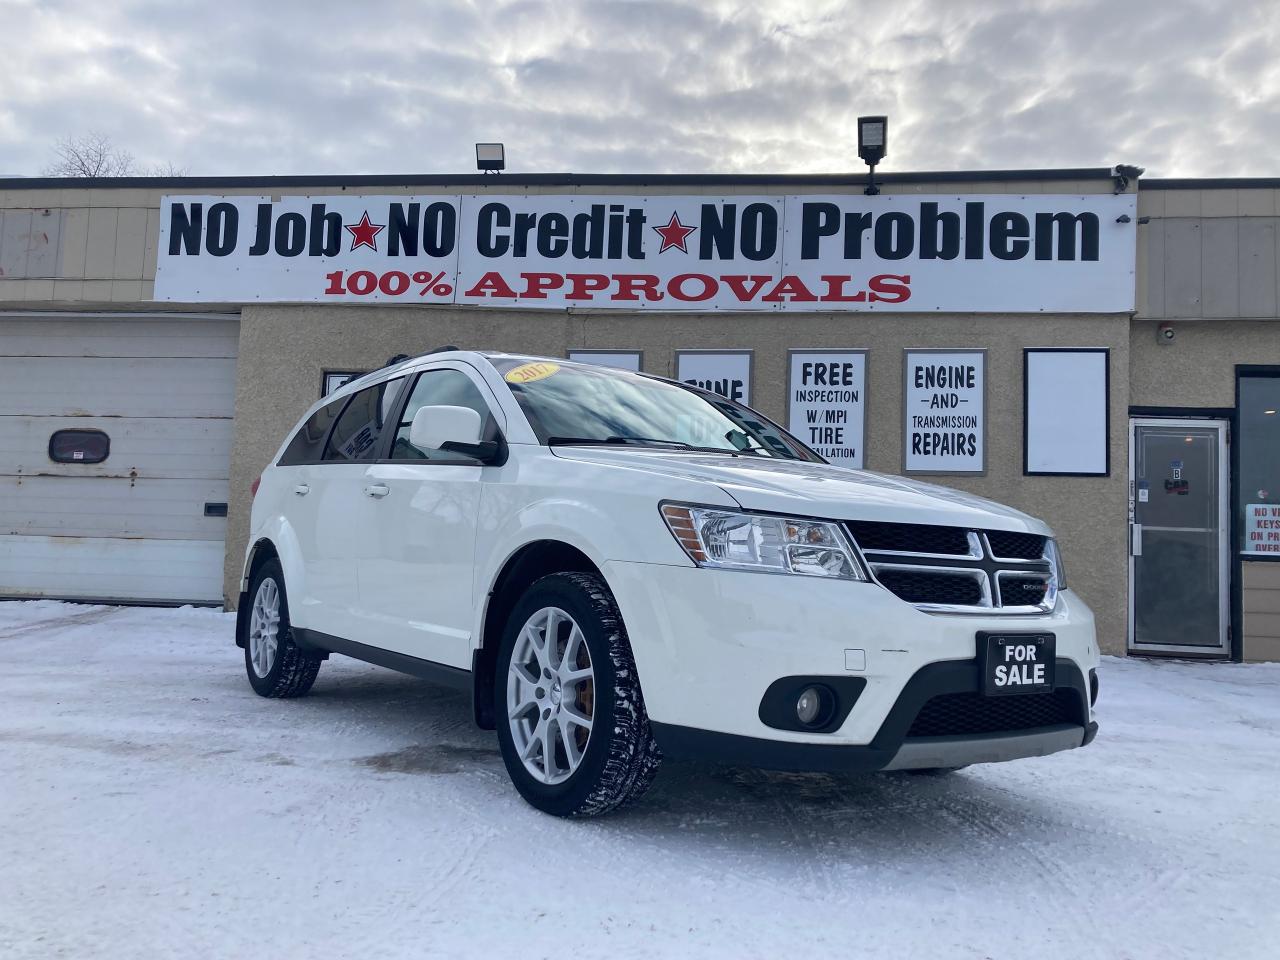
(491, 358, 816, 460)
(49, 429, 109, 464)
(391, 370, 496, 461)
(279, 398, 346, 465)
(1239, 374, 1280, 556)
(323, 377, 405, 462)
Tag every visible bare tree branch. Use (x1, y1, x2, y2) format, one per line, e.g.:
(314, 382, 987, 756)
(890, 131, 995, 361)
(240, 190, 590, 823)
(43, 132, 187, 178)
(143, 160, 190, 177)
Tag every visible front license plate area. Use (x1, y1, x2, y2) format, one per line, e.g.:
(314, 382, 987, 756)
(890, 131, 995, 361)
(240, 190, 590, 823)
(979, 632, 1055, 696)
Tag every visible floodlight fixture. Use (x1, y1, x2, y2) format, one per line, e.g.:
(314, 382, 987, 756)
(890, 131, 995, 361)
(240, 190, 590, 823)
(857, 116, 887, 195)
(476, 142, 505, 173)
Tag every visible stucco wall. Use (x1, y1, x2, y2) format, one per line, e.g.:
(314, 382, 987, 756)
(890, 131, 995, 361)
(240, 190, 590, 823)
(1130, 317, 1280, 407)
(226, 305, 1131, 652)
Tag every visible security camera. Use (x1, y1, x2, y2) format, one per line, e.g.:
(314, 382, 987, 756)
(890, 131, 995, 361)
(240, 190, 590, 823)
(1113, 163, 1146, 194)
(1158, 322, 1175, 344)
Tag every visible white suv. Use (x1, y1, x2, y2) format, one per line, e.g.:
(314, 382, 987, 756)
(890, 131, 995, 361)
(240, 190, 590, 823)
(237, 350, 1099, 816)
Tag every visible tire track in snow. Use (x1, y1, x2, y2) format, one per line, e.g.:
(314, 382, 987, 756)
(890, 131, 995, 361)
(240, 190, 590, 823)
(0, 604, 120, 641)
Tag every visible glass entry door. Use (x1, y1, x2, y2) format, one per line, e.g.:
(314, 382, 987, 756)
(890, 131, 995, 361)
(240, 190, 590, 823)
(1128, 419, 1230, 656)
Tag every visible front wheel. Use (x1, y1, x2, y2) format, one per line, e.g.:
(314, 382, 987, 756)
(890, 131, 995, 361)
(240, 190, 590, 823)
(494, 572, 661, 817)
(240, 559, 322, 698)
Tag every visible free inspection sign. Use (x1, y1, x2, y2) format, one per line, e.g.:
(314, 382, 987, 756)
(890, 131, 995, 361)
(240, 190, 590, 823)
(154, 193, 1136, 312)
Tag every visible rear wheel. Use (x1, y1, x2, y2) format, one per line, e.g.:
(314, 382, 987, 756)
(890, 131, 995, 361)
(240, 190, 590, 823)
(241, 559, 322, 698)
(494, 572, 661, 817)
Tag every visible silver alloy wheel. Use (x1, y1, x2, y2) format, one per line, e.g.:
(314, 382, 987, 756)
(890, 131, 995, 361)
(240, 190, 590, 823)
(507, 606, 595, 785)
(248, 577, 281, 679)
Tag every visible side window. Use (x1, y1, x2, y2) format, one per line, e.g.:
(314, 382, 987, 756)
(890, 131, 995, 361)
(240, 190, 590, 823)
(391, 370, 496, 461)
(322, 377, 405, 462)
(49, 429, 110, 464)
(279, 397, 346, 465)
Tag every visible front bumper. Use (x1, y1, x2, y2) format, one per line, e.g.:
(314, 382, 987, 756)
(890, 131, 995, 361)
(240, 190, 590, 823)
(603, 560, 1099, 767)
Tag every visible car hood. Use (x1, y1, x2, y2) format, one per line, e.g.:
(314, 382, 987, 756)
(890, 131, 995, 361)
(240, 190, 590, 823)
(550, 448, 1050, 534)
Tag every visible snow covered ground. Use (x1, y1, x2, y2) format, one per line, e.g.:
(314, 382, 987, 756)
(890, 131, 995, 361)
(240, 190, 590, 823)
(0, 601, 1277, 960)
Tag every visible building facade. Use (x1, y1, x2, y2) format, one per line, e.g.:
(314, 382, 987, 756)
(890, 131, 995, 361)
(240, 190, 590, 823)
(1, 168, 1277, 660)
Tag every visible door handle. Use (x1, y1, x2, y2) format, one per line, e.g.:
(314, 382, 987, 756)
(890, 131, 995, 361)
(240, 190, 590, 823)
(1130, 523, 1142, 557)
(364, 483, 390, 499)
(293, 483, 310, 496)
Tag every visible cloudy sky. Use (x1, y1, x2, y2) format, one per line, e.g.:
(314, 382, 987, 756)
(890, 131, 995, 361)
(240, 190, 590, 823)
(2, 0, 1277, 179)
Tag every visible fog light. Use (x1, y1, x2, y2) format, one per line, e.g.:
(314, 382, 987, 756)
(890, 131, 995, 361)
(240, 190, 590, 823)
(796, 685, 833, 728)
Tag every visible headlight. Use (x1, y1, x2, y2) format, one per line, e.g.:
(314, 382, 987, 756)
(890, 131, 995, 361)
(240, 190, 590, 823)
(660, 503, 867, 580)
(1044, 538, 1066, 590)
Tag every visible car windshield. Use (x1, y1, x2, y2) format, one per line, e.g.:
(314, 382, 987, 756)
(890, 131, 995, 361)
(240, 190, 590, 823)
(491, 358, 819, 460)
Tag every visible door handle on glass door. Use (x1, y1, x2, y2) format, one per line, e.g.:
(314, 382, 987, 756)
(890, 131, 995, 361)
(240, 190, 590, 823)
(364, 483, 390, 499)
(1130, 523, 1142, 556)
(294, 483, 310, 496)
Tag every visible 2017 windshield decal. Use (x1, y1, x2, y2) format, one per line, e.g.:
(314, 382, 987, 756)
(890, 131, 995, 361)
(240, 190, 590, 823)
(155, 193, 1136, 312)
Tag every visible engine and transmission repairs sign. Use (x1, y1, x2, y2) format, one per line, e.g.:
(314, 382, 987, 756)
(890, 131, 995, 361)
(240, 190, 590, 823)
(903, 349, 985, 473)
(154, 193, 1136, 312)
(787, 350, 867, 467)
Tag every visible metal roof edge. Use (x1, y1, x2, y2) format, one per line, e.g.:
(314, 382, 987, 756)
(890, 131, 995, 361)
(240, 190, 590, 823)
(0, 167, 1117, 191)
(1141, 178, 1280, 190)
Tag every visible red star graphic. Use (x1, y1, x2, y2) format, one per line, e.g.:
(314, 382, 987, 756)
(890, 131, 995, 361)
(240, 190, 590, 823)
(345, 211, 385, 251)
(652, 211, 696, 254)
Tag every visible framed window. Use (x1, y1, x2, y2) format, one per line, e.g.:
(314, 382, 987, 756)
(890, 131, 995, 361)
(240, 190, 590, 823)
(49, 429, 109, 464)
(322, 370, 365, 398)
(391, 369, 498, 461)
(1238, 368, 1280, 558)
(674, 350, 753, 406)
(321, 377, 405, 462)
(1023, 348, 1110, 476)
(567, 350, 643, 372)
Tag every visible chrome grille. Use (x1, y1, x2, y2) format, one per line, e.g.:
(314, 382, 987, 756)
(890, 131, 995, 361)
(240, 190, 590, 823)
(844, 521, 972, 557)
(986, 530, 1048, 560)
(844, 521, 1055, 614)
(875, 568, 986, 606)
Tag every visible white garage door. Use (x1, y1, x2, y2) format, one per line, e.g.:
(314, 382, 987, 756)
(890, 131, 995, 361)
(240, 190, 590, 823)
(0, 314, 238, 604)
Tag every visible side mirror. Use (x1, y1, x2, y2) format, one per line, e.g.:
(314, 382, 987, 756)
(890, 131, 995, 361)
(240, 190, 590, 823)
(408, 405, 498, 461)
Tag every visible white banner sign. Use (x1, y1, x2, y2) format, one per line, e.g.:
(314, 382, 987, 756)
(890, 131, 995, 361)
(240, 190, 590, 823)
(904, 350, 985, 473)
(676, 351, 752, 405)
(154, 193, 1136, 312)
(1244, 503, 1280, 554)
(787, 351, 867, 467)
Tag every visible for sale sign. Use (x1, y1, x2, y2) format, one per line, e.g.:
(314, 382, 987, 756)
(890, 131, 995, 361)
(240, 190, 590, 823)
(154, 193, 1136, 312)
(787, 350, 867, 467)
(1244, 503, 1280, 554)
(903, 349, 985, 473)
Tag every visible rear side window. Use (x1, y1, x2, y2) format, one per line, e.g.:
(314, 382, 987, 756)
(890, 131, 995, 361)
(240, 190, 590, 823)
(323, 377, 405, 462)
(49, 429, 110, 464)
(279, 397, 347, 465)
(391, 369, 496, 461)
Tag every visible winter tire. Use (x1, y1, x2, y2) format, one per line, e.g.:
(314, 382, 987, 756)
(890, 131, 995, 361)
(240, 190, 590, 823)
(495, 571, 661, 817)
(241, 559, 322, 698)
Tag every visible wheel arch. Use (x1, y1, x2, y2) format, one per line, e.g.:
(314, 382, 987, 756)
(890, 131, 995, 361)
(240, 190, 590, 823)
(235, 537, 280, 648)
(471, 539, 602, 729)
